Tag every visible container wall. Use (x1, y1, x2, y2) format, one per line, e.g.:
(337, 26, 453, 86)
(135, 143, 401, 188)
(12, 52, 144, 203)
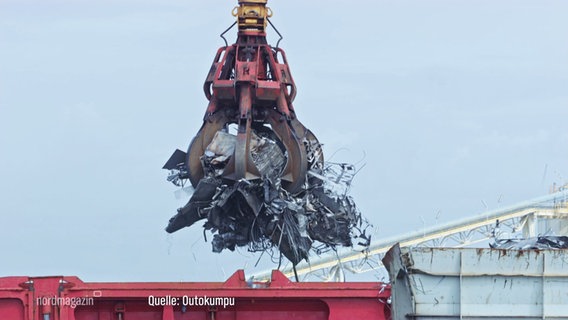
(384, 244, 568, 320)
(0, 270, 390, 320)
(0, 298, 25, 319)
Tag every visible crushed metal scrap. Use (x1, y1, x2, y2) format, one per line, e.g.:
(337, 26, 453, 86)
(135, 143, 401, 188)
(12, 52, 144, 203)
(490, 236, 568, 250)
(164, 127, 371, 265)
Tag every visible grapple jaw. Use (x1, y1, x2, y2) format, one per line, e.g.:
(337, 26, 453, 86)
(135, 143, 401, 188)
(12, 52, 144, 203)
(186, 102, 315, 194)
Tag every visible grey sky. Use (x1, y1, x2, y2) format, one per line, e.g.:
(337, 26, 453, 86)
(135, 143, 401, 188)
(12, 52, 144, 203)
(1, 0, 567, 282)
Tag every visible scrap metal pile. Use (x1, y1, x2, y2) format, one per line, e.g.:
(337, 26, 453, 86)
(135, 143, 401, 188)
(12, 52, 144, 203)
(164, 129, 370, 265)
(162, 0, 370, 266)
(490, 236, 568, 250)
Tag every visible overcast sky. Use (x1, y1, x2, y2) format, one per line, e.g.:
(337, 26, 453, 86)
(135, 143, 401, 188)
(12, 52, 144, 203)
(1, 0, 567, 282)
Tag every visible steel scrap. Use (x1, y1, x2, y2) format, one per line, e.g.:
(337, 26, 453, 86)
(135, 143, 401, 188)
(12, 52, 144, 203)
(164, 128, 371, 265)
(490, 236, 568, 250)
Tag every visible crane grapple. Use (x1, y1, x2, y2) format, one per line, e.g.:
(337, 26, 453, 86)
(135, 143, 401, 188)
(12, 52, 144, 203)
(186, 0, 320, 193)
(163, 1, 369, 267)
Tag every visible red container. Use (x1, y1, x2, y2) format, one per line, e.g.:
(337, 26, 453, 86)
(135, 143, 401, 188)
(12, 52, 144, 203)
(0, 270, 390, 320)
